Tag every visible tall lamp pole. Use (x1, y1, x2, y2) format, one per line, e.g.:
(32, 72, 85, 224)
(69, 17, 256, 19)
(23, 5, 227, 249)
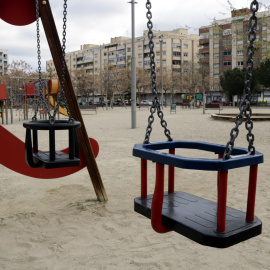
(159, 36, 164, 109)
(128, 0, 137, 129)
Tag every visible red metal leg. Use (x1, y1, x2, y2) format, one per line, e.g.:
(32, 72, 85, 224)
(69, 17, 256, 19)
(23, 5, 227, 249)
(217, 170, 228, 233)
(141, 159, 147, 199)
(151, 163, 171, 233)
(168, 148, 175, 194)
(246, 164, 258, 222)
(217, 154, 223, 198)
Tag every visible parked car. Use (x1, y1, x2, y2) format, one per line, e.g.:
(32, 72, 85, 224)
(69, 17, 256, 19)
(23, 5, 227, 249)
(140, 100, 152, 105)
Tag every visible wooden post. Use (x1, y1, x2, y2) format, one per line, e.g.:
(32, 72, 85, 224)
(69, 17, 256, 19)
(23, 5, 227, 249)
(0, 101, 4, 124)
(38, 0, 107, 201)
(5, 99, 8, 124)
(10, 87, 13, 124)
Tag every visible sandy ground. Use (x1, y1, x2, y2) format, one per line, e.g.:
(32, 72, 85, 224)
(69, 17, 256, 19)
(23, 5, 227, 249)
(0, 106, 270, 270)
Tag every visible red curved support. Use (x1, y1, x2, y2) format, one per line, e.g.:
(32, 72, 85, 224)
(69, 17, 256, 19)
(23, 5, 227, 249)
(0, 125, 99, 179)
(151, 162, 171, 234)
(0, 0, 36, 26)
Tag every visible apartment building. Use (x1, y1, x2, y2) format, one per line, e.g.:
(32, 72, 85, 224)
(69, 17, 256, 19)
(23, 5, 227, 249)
(46, 28, 199, 99)
(0, 49, 8, 77)
(199, 8, 270, 103)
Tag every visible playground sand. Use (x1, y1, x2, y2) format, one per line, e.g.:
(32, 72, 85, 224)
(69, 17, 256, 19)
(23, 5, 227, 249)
(0, 106, 270, 270)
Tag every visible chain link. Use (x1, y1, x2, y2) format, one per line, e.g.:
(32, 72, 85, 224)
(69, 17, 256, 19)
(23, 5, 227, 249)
(223, 0, 258, 159)
(53, 0, 74, 123)
(143, 0, 172, 144)
(33, 0, 52, 121)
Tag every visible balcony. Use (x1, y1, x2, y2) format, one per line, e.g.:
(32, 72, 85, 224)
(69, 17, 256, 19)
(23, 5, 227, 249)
(199, 39, 209, 45)
(199, 58, 209, 64)
(199, 48, 209, 54)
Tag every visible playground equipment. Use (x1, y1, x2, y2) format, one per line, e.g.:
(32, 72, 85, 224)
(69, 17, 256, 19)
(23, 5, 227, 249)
(133, 0, 263, 248)
(0, 125, 98, 179)
(0, 84, 8, 124)
(0, 0, 107, 201)
(211, 113, 270, 121)
(48, 79, 68, 116)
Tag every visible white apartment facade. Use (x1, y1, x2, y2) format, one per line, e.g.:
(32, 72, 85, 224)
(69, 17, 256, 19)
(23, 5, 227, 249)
(46, 28, 199, 100)
(0, 49, 8, 77)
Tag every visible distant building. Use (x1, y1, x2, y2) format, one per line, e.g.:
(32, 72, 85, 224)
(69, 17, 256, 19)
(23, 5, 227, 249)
(199, 8, 270, 103)
(0, 49, 8, 77)
(46, 28, 199, 101)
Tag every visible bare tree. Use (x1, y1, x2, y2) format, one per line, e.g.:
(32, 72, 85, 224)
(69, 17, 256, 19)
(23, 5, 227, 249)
(182, 63, 201, 108)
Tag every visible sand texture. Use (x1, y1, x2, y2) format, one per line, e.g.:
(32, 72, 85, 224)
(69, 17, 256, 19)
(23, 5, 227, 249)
(0, 106, 269, 270)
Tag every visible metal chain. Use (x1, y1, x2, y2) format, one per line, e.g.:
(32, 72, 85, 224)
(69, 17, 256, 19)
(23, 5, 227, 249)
(53, 0, 74, 123)
(33, 0, 52, 121)
(143, 0, 172, 144)
(223, 0, 258, 159)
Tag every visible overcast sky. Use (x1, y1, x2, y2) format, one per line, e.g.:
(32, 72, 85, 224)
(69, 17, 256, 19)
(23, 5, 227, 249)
(0, 0, 269, 71)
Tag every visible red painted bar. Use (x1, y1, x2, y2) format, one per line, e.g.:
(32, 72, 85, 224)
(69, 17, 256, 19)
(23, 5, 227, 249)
(141, 159, 147, 199)
(217, 154, 223, 197)
(151, 163, 171, 233)
(217, 170, 228, 232)
(168, 148, 175, 193)
(246, 164, 258, 222)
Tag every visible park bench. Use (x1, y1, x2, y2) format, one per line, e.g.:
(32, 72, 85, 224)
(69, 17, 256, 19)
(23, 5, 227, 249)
(138, 104, 150, 109)
(79, 105, 97, 114)
(205, 103, 223, 113)
(181, 103, 191, 109)
(170, 104, 176, 113)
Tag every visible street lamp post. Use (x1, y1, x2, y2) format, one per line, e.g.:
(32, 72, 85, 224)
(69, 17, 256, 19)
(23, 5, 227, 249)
(128, 0, 137, 129)
(159, 36, 164, 109)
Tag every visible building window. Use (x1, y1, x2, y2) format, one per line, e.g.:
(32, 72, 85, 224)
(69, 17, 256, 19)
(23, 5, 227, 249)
(223, 50, 231, 56)
(156, 52, 160, 56)
(144, 44, 150, 50)
(184, 70, 189, 74)
(222, 39, 231, 46)
(138, 46, 142, 50)
(223, 61, 232, 66)
(184, 53, 188, 57)
(138, 54, 142, 58)
(213, 33, 220, 39)
(237, 50, 243, 56)
(214, 64, 219, 69)
(214, 44, 219, 48)
(138, 62, 143, 67)
(173, 52, 181, 57)
(237, 40, 243, 45)
(237, 61, 244, 66)
(172, 43, 181, 48)
(223, 29, 232, 36)
(127, 48, 131, 52)
(172, 60, 181, 65)
(162, 60, 166, 64)
(200, 33, 209, 39)
(214, 73, 219, 78)
(109, 52, 114, 56)
(183, 61, 188, 65)
(214, 54, 219, 59)
(262, 26, 267, 31)
(104, 52, 107, 56)
(183, 44, 188, 49)
(162, 52, 166, 56)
